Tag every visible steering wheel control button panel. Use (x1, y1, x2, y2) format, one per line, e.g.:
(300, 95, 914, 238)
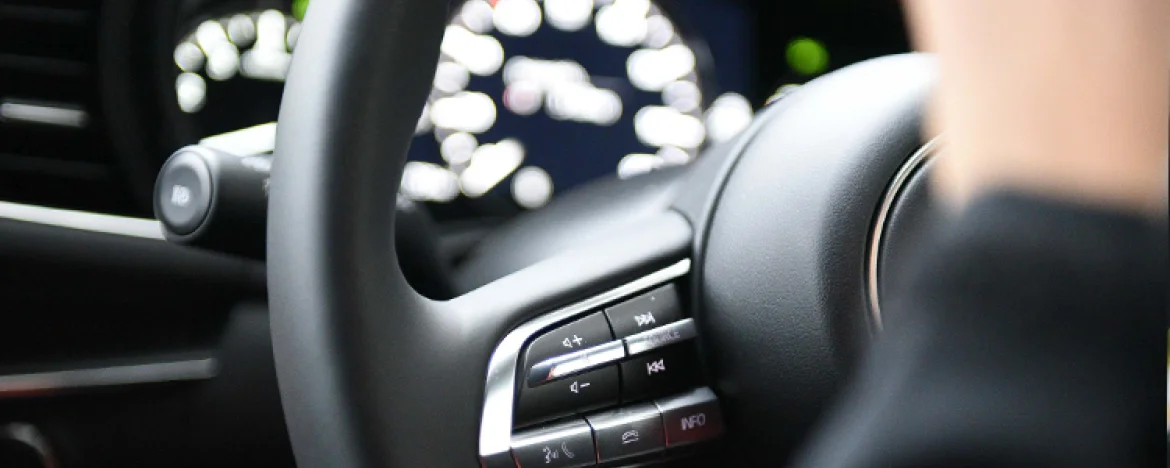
(620, 345, 701, 402)
(623, 318, 698, 356)
(528, 341, 627, 387)
(480, 261, 723, 466)
(585, 403, 667, 463)
(511, 419, 596, 468)
(655, 387, 725, 448)
(524, 312, 615, 370)
(516, 366, 620, 427)
(604, 284, 684, 338)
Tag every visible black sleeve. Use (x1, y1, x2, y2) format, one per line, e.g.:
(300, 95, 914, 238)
(795, 192, 1168, 467)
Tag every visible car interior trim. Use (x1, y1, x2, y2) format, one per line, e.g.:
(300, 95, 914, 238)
(865, 138, 939, 330)
(479, 258, 691, 466)
(527, 340, 628, 387)
(0, 201, 164, 240)
(0, 357, 219, 396)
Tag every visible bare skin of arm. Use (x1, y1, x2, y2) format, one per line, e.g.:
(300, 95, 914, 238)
(903, 0, 1169, 217)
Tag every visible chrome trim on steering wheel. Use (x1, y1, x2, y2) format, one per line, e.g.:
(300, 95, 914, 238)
(478, 259, 692, 467)
(865, 139, 939, 330)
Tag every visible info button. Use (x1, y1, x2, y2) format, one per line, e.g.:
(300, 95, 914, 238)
(654, 387, 725, 448)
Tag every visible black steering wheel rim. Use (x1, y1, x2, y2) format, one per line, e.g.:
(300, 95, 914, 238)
(268, 1, 937, 466)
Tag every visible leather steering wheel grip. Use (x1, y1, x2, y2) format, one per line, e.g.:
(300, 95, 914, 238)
(268, 0, 450, 465)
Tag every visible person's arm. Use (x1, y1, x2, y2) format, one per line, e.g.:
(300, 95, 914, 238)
(908, 0, 1168, 216)
(795, 2, 1168, 466)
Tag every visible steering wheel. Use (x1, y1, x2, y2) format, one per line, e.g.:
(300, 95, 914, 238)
(267, 0, 938, 466)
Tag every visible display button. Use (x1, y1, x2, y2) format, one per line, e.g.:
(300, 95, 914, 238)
(585, 403, 666, 463)
(515, 366, 620, 427)
(524, 312, 614, 372)
(604, 284, 684, 338)
(511, 418, 596, 468)
(654, 387, 725, 448)
(621, 345, 700, 402)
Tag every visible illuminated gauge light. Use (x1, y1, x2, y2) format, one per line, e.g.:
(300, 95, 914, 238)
(705, 92, 754, 143)
(432, 126, 455, 144)
(440, 132, 478, 166)
(460, 0, 496, 34)
(545, 82, 622, 126)
(241, 49, 292, 81)
(642, 15, 674, 49)
(627, 44, 695, 92)
(196, 20, 230, 53)
(173, 42, 205, 73)
(545, 0, 594, 32)
(206, 43, 241, 80)
(430, 91, 497, 133)
(503, 57, 589, 88)
(255, 10, 288, 52)
(511, 166, 554, 209)
(503, 81, 544, 116)
(287, 22, 302, 50)
(460, 139, 525, 198)
(402, 161, 460, 202)
(616, 153, 661, 179)
(493, 0, 542, 37)
(634, 105, 705, 149)
(175, 72, 207, 113)
(434, 61, 471, 94)
(662, 80, 701, 113)
(440, 26, 505, 76)
(227, 14, 256, 48)
(595, 0, 651, 47)
(657, 145, 691, 166)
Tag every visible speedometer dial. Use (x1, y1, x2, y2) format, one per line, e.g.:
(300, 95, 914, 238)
(168, 0, 753, 217)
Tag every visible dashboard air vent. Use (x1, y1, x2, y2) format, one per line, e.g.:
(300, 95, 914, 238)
(0, 0, 139, 215)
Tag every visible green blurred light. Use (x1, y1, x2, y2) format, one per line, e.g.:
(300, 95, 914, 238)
(785, 37, 829, 76)
(292, 0, 310, 21)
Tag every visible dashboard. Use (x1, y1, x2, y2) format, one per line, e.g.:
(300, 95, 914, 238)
(3, 0, 908, 223)
(0, 0, 909, 466)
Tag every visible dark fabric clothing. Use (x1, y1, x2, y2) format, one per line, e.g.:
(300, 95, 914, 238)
(798, 192, 1168, 467)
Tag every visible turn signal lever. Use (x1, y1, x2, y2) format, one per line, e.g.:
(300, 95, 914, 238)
(154, 144, 455, 298)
